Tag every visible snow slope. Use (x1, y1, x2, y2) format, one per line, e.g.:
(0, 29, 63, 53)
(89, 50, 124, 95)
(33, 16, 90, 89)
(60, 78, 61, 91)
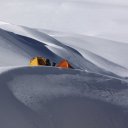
(1, 0, 128, 43)
(0, 22, 128, 77)
(0, 22, 128, 128)
(51, 33, 128, 68)
(0, 67, 128, 128)
(44, 30, 128, 77)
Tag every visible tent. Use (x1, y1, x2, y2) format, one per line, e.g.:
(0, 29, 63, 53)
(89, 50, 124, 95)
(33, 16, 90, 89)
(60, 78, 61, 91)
(56, 59, 73, 69)
(29, 57, 73, 69)
(29, 57, 47, 66)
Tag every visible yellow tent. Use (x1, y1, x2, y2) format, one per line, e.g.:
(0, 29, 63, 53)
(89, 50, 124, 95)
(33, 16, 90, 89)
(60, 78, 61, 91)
(29, 57, 73, 69)
(29, 57, 46, 66)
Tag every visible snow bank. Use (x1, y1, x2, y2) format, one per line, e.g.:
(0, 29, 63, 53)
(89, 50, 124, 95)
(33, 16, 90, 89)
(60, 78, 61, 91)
(0, 67, 128, 128)
(1, 0, 128, 43)
(46, 31, 128, 77)
(0, 23, 128, 77)
(0, 25, 116, 77)
(0, 22, 128, 127)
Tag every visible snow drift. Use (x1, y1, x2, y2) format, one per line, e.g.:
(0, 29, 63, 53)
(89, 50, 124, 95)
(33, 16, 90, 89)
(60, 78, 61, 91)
(0, 22, 128, 77)
(0, 67, 128, 128)
(0, 22, 128, 128)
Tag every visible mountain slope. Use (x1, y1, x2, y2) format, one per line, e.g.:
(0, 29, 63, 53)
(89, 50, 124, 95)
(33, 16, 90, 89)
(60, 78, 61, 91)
(0, 22, 128, 128)
(0, 26, 116, 76)
(51, 33, 128, 69)
(0, 67, 128, 128)
(0, 23, 128, 77)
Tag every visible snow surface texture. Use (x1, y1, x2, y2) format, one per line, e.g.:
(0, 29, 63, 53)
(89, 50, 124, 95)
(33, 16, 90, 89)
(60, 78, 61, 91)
(1, 0, 128, 43)
(0, 22, 128, 128)
(0, 23, 128, 77)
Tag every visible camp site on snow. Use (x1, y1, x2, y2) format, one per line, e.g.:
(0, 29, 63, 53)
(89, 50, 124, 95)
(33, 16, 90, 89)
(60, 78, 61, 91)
(29, 56, 73, 69)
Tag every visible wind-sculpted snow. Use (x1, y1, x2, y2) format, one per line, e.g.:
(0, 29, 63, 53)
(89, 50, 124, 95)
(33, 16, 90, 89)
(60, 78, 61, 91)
(0, 27, 115, 76)
(0, 22, 128, 128)
(0, 67, 128, 128)
(47, 32, 128, 77)
(0, 23, 128, 77)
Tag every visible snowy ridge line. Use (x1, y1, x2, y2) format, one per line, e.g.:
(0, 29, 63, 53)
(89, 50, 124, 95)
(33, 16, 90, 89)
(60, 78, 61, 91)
(0, 21, 128, 127)
(0, 66, 128, 127)
(50, 33, 128, 77)
(0, 22, 128, 77)
(0, 27, 113, 76)
(53, 35, 128, 75)
(0, 66, 126, 82)
(40, 27, 128, 46)
(1, 66, 128, 108)
(0, 21, 9, 25)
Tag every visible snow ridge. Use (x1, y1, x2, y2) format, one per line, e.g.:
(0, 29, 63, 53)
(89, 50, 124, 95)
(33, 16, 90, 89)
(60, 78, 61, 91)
(0, 22, 128, 128)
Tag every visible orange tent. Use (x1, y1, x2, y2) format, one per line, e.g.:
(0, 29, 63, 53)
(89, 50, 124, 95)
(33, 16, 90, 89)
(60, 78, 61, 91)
(56, 59, 73, 69)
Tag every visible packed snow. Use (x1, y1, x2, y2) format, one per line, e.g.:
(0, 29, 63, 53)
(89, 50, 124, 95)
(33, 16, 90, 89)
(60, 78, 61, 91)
(0, 22, 128, 128)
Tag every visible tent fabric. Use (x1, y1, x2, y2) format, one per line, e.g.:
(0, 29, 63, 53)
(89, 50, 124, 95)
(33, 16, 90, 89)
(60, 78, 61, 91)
(29, 57, 46, 66)
(56, 59, 72, 68)
(29, 57, 73, 69)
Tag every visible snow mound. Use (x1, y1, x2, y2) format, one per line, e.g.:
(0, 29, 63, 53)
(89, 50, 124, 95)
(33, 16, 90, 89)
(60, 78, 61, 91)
(45, 31, 128, 77)
(0, 24, 115, 76)
(0, 22, 128, 128)
(0, 28, 104, 73)
(0, 21, 9, 25)
(0, 67, 128, 128)
(0, 23, 128, 77)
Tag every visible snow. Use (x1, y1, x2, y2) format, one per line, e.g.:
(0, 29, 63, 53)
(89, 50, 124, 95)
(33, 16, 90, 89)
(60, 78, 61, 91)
(0, 21, 9, 25)
(45, 31, 128, 77)
(1, 23, 128, 77)
(0, 22, 128, 128)
(0, 25, 112, 76)
(1, 67, 128, 128)
(1, 0, 128, 43)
